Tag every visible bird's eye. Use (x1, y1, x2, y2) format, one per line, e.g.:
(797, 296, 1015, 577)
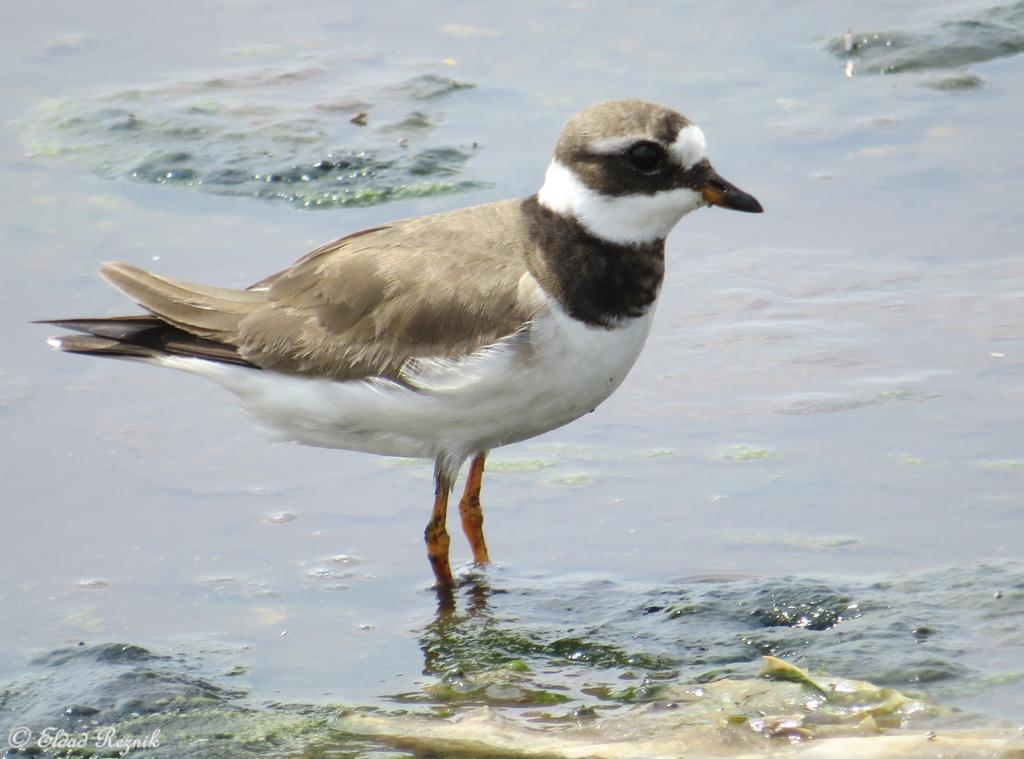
(627, 141, 664, 172)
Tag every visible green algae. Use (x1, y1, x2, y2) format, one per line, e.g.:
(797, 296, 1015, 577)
(894, 454, 930, 467)
(760, 655, 830, 694)
(715, 444, 778, 462)
(417, 671, 571, 706)
(377, 444, 674, 486)
(417, 608, 678, 678)
(583, 682, 667, 703)
(2, 646, 979, 759)
(978, 459, 1024, 471)
(25, 70, 482, 210)
(0, 644, 340, 758)
(726, 531, 864, 549)
(760, 656, 931, 724)
(334, 658, 1002, 759)
(484, 458, 556, 474)
(795, 535, 863, 548)
(60, 609, 107, 634)
(637, 448, 674, 459)
(545, 473, 592, 487)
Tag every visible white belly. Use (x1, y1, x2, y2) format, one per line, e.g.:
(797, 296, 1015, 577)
(159, 305, 655, 469)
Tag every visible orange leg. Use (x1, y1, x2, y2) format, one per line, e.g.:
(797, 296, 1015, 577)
(425, 484, 454, 588)
(458, 452, 491, 566)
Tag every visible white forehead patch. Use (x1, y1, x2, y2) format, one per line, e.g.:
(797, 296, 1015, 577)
(670, 124, 706, 169)
(537, 159, 705, 245)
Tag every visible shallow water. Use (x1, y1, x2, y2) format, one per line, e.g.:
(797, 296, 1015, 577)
(2, 565, 1022, 756)
(2, 0, 1023, 755)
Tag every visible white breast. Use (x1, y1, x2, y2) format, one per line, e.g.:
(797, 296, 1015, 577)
(157, 299, 656, 470)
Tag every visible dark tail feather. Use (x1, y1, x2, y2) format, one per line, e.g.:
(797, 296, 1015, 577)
(37, 316, 169, 340)
(40, 316, 257, 367)
(46, 333, 165, 360)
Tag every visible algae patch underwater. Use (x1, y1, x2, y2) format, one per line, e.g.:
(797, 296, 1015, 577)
(336, 657, 1022, 759)
(6, 643, 1019, 759)
(3, 562, 1024, 757)
(25, 68, 483, 209)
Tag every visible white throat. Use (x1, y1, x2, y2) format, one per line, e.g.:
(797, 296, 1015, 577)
(536, 160, 704, 246)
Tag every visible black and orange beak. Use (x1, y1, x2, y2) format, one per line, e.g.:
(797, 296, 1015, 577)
(701, 171, 763, 213)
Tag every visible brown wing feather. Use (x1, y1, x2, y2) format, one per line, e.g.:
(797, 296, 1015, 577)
(62, 199, 545, 380)
(246, 225, 390, 292)
(234, 199, 543, 379)
(99, 263, 267, 339)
